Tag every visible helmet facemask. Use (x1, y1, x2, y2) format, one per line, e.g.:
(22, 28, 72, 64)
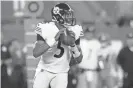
(62, 10, 76, 26)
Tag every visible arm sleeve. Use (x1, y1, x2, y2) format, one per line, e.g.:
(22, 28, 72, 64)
(69, 55, 77, 66)
(75, 38, 80, 45)
(37, 34, 45, 42)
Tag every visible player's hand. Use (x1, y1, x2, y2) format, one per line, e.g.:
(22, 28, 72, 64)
(67, 30, 76, 47)
(68, 30, 75, 38)
(55, 29, 65, 41)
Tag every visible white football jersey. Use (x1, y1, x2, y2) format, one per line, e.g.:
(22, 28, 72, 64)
(78, 39, 101, 70)
(97, 40, 123, 72)
(98, 40, 123, 61)
(110, 40, 123, 56)
(34, 22, 83, 73)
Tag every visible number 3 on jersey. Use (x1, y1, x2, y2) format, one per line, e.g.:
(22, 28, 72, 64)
(54, 41, 64, 58)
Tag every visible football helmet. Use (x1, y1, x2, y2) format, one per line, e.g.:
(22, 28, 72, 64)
(51, 3, 76, 26)
(127, 32, 133, 39)
(98, 33, 111, 47)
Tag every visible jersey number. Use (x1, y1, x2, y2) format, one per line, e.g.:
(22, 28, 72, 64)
(54, 41, 64, 58)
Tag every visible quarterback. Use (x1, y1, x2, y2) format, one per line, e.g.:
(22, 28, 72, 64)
(33, 3, 83, 88)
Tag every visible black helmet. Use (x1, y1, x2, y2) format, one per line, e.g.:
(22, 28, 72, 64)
(51, 3, 76, 26)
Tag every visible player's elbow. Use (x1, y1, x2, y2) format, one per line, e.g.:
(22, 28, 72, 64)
(33, 47, 42, 58)
(33, 52, 38, 58)
(33, 49, 40, 58)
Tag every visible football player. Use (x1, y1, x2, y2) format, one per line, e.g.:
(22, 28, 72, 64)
(33, 3, 83, 88)
(98, 33, 123, 88)
(97, 33, 112, 88)
(77, 27, 101, 88)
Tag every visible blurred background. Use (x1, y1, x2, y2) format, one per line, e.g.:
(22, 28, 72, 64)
(1, 1, 133, 88)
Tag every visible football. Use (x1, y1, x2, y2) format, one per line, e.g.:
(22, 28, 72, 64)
(59, 30, 75, 46)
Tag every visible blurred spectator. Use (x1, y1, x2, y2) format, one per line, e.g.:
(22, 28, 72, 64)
(1, 34, 27, 88)
(77, 27, 101, 88)
(1, 32, 13, 88)
(117, 32, 133, 88)
(9, 39, 26, 67)
(8, 39, 27, 88)
(97, 33, 112, 88)
(116, 15, 133, 27)
(111, 40, 124, 88)
(98, 33, 123, 88)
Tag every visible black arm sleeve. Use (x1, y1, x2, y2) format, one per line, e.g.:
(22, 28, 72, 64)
(75, 38, 80, 45)
(37, 34, 45, 41)
(69, 38, 82, 66)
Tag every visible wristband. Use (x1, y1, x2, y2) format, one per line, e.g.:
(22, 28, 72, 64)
(46, 38, 56, 47)
(71, 45, 81, 58)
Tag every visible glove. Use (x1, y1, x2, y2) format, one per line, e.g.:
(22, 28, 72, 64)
(59, 29, 76, 47)
(67, 30, 76, 47)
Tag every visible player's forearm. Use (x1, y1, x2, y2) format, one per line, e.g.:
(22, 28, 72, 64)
(71, 45, 83, 63)
(33, 42, 50, 58)
(69, 52, 83, 66)
(74, 52, 83, 64)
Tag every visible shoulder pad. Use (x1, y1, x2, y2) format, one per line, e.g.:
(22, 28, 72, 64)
(69, 25, 84, 40)
(75, 25, 84, 36)
(35, 21, 59, 40)
(34, 22, 45, 35)
(34, 22, 54, 34)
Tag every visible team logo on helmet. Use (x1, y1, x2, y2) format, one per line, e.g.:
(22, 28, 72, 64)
(53, 7, 60, 14)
